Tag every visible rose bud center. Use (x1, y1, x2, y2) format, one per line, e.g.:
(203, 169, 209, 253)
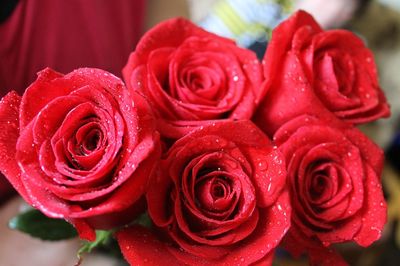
(80, 128, 102, 154)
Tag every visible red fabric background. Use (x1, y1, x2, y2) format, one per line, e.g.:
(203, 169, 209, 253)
(0, 0, 146, 97)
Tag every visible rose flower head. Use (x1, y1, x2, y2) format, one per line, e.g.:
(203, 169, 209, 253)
(274, 115, 386, 265)
(117, 120, 290, 265)
(0, 68, 160, 240)
(255, 11, 390, 136)
(123, 18, 263, 139)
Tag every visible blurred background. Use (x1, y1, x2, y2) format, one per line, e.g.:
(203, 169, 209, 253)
(1, 0, 400, 265)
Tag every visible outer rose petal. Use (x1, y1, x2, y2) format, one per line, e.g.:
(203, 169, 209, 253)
(260, 10, 321, 98)
(353, 165, 386, 247)
(255, 52, 337, 136)
(0, 92, 30, 203)
(240, 146, 286, 207)
(19, 68, 69, 129)
(283, 228, 348, 266)
(117, 225, 186, 266)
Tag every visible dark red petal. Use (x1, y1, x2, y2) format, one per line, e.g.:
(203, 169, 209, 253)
(168, 226, 232, 260)
(69, 133, 160, 218)
(146, 160, 175, 227)
(284, 227, 348, 266)
(174, 196, 258, 247)
(84, 197, 146, 230)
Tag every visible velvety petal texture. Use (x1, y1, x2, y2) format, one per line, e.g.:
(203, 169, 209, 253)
(123, 18, 263, 139)
(117, 120, 290, 265)
(0, 68, 160, 240)
(255, 11, 390, 136)
(274, 115, 386, 265)
(0, 92, 27, 202)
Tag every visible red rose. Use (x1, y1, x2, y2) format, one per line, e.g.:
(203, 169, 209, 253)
(0, 68, 160, 241)
(255, 11, 390, 135)
(123, 18, 263, 139)
(117, 121, 290, 265)
(274, 115, 386, 265)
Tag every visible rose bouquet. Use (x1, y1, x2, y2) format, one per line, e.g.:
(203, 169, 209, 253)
(0, 11, 390, 266)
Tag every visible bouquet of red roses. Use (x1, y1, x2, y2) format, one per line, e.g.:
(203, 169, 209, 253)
(0, 11, 390, 266)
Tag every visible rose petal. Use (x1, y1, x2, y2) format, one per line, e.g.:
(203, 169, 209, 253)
(0, 92, 30, 202)
(116, 225, 186, 266)
(284, 227, 348, 266)
(353, 165, 386, 247)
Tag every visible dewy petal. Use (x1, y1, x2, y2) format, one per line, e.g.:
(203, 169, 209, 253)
(16, 121, 72, 219)
(241, 146, 286, 208)
(209, 190, 290, 265)
(353, 165, 386, 247)
(260, 10, 322, 100)
(116, 225, 186, 266)
(0, 92, 31, 203)
(19, 68, 67, 129)
(255, 52, 337, 137)
(146, 160, 175, 227)
(344, 126, 384, 175)
(174, 120, 273, 152)
(33, 95, 85, 145)
(283, 226, 348, 266)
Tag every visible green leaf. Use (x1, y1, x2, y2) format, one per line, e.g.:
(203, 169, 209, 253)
(76, 213, 152, 263)
(78, 230, 113, 258)
(134, 212, 152, 228)
(9, 209, 77, 241)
